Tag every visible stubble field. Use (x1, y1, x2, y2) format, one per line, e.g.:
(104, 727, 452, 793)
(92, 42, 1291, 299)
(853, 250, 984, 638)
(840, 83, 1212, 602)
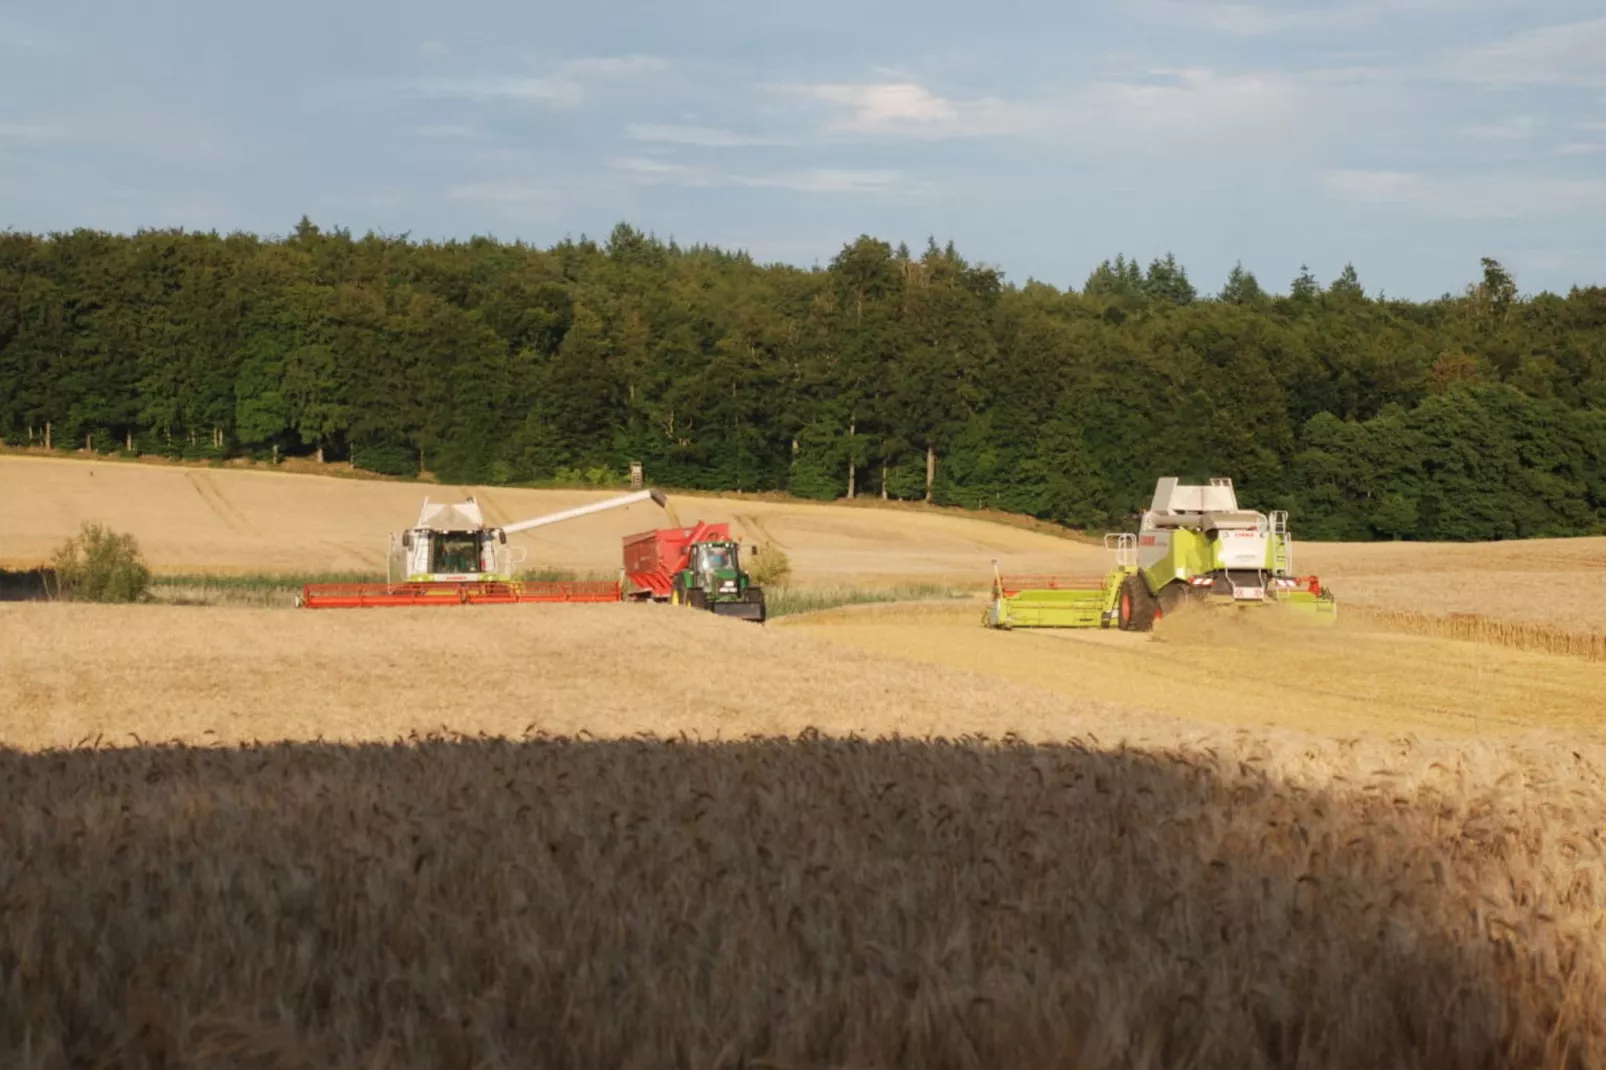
(5, 455, 1606, 1065)
(0, 454, 1087, 586)
(7, 454, 1604, 625)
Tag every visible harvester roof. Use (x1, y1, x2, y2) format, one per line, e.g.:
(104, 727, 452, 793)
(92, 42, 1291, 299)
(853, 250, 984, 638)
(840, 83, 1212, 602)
(414, 497, 486, 532)
(1144, 477, 1263, 532)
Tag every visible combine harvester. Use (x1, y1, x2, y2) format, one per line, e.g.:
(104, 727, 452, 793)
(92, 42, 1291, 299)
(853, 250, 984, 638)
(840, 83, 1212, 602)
(621, 522, 767, 622)
(299, 489, 666, 608)
(985, 477, 1337, 631)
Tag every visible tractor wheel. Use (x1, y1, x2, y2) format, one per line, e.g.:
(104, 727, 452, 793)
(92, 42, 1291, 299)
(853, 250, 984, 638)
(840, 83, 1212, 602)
(689, 588, 708, 611)
(1118, 575, 1159, 632)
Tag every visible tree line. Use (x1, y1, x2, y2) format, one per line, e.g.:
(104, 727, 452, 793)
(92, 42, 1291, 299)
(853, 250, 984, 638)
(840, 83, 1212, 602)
(1, 217, 1602, 541)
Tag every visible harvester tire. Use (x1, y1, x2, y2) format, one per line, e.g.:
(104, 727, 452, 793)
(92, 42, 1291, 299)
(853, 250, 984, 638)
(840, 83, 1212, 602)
(1118, 575, 1159, 632)
(1157, 582, 1188, 619)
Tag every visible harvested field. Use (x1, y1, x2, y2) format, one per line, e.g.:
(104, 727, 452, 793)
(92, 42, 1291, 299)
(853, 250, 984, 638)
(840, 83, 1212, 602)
(0, 602, 1157, 751)
(7, 456, 1604, 639)
(0, 455, 1087, 587)
(784, 601, 1606, 740)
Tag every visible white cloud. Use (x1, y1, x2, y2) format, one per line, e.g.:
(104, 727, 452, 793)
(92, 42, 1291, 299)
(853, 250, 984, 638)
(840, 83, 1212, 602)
(1322, 169, 1606, 218)
(615, 157, 710, 183)
(420, 40, 450, 57)
(776, 81, 1018, 138)
(612, 157, 908, 194)
(805, 83, 958, 125)
(1072, 69, 1294, 130)
(1435, 18, 1606, 88)
(625, 123, 770, 147)
(1018, 69, 1305, 149)
(779, 69, 1305, 147)
(751, 169, 906, 194)
(1557, 142, 1606, 155)
(1460, 116, 1541, 139)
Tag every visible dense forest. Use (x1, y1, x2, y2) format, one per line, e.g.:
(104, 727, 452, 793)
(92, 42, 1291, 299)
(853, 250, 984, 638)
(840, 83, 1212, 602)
(1, 218, 1603, 540)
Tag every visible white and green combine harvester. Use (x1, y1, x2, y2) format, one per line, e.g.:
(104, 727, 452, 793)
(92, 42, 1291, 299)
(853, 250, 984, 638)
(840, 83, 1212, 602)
(985, 477, 1337, 631)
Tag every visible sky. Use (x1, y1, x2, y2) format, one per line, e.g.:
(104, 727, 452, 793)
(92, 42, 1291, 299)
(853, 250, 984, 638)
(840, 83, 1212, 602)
(2, 0, 1604, 300)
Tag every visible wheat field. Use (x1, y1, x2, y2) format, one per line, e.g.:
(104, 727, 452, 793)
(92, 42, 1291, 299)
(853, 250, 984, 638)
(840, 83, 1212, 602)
(7, 454, 1604, 631)
(5, 602, 1606, 1067)
(0, 454, 1088, 587)
(7, 456, 1606, 1066)
(783, 600, 1606, 740)
(6, 731, 1606, 1068)
(1, 602, 1164, 751)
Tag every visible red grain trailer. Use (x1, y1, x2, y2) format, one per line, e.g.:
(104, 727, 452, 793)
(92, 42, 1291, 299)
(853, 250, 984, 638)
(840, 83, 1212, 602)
(621, 522, 731, 600)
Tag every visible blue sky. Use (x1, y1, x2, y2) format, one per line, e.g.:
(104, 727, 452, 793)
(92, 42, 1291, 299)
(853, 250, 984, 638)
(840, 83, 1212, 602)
(2, 1, 1604, 299)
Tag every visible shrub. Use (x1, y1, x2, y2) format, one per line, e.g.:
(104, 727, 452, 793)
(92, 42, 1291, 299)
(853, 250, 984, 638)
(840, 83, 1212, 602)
(747, 541, 792, 588)
(351, 440, 418, 477)
(49, 522, 152, 603)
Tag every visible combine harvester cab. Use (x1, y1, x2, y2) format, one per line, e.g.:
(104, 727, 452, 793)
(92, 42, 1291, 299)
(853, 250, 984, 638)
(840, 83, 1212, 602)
(621, 522, 766, 623)
(985, 477, 1337, 632)
(299, 488, 666, 609)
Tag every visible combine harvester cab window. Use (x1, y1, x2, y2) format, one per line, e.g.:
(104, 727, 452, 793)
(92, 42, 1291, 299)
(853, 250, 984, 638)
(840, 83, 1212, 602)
(431, 533, 480, 575)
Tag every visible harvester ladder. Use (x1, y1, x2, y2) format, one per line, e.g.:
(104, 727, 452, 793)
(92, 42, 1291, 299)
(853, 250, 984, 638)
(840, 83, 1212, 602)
(1270, 510, 1292, 573)
(1104, 532, 1138, 568)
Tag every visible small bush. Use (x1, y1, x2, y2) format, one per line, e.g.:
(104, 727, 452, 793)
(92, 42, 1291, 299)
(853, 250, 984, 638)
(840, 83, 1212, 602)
(747, 542, 793, 588)
(49, 522, 152, 603)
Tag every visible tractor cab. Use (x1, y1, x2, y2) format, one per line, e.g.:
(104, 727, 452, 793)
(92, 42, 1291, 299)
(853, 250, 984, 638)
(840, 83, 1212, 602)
(686, 540, 743, 596)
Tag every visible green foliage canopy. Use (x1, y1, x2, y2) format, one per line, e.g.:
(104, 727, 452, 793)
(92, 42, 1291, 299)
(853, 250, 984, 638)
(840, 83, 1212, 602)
(2, 221, 1603, 541)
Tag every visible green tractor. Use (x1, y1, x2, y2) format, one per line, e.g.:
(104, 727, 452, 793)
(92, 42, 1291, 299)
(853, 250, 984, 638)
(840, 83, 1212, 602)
(986, 477, 1337, 631)
(671, 537, 767, 623)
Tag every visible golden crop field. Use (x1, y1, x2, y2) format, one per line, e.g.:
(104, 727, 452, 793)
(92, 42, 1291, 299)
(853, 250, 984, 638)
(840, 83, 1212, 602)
(1, 602, 1166, 751)
(1296, 537, 1606, 633)
(783, 600, 1606, 739)
(0, 454, 1089, 587)
(6, 455, 1606, 1065)
(7, 453, 1604, 630)
(5, 603, 1606, 1066)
